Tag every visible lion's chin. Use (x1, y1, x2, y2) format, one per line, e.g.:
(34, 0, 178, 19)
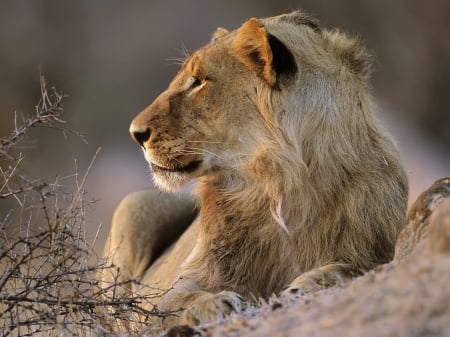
(152, 172, 189, 192)
(150, 161, 202, 192)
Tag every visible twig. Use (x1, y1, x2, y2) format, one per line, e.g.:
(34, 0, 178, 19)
(0, 76, 171, 337)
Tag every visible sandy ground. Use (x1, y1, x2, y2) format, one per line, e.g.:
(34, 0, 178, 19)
(164, 178, 450, 337)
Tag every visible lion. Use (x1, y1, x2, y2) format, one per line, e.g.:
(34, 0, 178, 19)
(101, 11, 408, 329)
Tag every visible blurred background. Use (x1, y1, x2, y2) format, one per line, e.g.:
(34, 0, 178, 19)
(1, 0, 449, 253)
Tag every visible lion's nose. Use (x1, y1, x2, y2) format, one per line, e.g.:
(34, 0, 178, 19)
(130, 124, 151, 147)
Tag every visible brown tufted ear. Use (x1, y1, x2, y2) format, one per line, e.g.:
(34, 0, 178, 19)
(233, 18, 276, 86)
(212, 27, 230, 41)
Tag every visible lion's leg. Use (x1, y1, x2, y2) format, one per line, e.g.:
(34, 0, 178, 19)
(284, 263, 355, 295)
(100, 189, 197, 290)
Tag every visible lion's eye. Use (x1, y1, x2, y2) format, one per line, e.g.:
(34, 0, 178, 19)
(187, 76, 208, 95)
(191, 77, 202, 88)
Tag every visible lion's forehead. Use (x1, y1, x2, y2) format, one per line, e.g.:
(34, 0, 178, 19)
(174, 43, 237, 87)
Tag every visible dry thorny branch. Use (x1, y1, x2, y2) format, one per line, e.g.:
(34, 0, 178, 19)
(0, 77, 170, 337)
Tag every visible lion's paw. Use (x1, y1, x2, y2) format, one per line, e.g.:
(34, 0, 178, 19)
(282, 274, 323, 296)
(283, 265, 347, 297)
(181, 291, 245, 326)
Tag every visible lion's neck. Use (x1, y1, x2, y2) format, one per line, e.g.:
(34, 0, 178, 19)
(195, 172, 301, 233)
(193, 176, 296, 297)
(196, 174, 272, 227)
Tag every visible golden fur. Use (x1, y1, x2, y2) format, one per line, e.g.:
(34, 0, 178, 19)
(101, 11, 408, 328)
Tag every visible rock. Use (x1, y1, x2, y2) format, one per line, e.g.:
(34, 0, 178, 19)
(394, 177, 450, 262)
(427, 197, 450, 254)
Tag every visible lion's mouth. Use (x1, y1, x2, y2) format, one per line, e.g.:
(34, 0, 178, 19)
(151, 160, 202, 174)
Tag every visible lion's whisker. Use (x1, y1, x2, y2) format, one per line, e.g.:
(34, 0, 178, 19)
(186, 140, 221, 144)
(186, 147, 225, 160)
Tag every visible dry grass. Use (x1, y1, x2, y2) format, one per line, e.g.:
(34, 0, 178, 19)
(0, 77, 169, 337)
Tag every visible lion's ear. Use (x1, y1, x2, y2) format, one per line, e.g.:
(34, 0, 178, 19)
(212, 27, 230, 41)
(233, 18, 297, 86)
(233, 18, 276, 86)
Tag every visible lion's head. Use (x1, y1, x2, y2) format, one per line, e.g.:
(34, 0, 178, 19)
(130, 11, 399, 208)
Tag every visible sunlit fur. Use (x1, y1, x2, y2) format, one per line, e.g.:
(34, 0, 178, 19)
(102, 11, 408, 328)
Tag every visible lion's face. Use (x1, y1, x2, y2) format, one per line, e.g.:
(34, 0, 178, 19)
(130, 13, 371, 192)
(130, 31, 265, 191)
